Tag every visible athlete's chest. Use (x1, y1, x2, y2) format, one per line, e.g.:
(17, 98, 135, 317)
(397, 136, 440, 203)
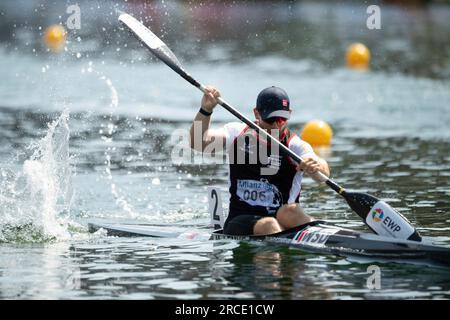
(230, 131, 295, 174)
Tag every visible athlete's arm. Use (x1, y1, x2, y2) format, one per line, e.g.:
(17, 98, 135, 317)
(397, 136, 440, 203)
(297, 156, 330, 177)
(289, 137, 330, 179)
(189, 86, 226, 152)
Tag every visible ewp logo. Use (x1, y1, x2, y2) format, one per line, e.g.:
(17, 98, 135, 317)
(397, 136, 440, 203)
(372, 208, 384, 222)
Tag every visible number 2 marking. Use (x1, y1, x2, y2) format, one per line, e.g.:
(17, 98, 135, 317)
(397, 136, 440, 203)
(211, 189, 221, 229)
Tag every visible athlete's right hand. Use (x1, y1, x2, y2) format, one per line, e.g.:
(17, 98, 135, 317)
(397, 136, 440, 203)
(201, 86, 221, 113)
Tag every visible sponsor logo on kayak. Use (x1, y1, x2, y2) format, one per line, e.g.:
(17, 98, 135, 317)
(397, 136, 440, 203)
(372, 208, 384, 222)
(382, 216, 401, 233)
(292, 227, 338, 247)
(371, 208, 401, 233)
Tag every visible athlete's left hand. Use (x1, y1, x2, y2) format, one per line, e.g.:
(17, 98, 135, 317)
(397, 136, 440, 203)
(296, 157, 321, 175)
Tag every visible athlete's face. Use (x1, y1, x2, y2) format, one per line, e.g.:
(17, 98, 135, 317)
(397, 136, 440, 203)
(253, 108, 290, 138)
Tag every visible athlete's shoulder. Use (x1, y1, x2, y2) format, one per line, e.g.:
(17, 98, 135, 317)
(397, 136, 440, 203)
(224, 122, 247, 138)
(224, 122, 246, 131)
(287, 134, 317, 157)
(223, 122, 247, 149)
(287, 134, 312, 150)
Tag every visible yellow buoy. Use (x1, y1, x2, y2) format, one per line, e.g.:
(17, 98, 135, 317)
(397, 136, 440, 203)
(301, 120, 333, 147)
(43, 24, 67, 52)
(346, 43, 370, 70)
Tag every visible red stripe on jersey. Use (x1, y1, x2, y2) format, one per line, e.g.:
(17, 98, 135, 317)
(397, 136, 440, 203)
(287, 132, 297, 145)
(232, 125, 249, 145)
(287, 134, 300, 167)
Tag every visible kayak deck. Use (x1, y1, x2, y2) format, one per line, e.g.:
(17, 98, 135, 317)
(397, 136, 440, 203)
(87, 220, 450, 268)
(88, 221, 187, 238)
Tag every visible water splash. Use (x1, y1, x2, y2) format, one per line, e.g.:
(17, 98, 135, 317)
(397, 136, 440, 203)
(99, 73, 138, 219)
(0, 110, 73, 242)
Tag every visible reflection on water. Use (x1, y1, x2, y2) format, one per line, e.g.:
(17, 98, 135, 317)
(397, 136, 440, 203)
(0, 242, 81, 299)
(2, 236, 450, 299)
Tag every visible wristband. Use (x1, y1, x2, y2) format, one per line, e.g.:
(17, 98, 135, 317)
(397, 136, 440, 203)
(199, 108, 212, 116)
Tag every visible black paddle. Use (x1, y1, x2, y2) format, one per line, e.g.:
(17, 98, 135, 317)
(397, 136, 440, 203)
(118, 12, 421, 242)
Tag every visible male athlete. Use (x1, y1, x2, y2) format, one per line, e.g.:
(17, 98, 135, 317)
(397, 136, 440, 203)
(189, 86, 330, 235)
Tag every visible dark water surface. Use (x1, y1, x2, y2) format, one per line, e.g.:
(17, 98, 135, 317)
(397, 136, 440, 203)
(0, 0, 449, 299)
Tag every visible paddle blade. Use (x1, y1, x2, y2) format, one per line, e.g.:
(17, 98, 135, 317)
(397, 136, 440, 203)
(119, 13, 182, 67)
(118, 13, 201, 88)
(343, 192, 421, 241)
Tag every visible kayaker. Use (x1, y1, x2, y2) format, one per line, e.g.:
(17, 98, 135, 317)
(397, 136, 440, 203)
(189, 85, 330, 235)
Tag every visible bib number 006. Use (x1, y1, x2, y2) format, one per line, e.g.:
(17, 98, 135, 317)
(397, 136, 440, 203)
(242, 190, 267, 202)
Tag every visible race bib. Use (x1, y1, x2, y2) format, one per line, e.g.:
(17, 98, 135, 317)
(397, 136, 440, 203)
(236, 179, 282, 208)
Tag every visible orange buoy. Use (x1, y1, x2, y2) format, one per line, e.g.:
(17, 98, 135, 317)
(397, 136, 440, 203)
(301, 120, 333, 147)
(346, 43, 370, 70)
(43, 24, 67, 52)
